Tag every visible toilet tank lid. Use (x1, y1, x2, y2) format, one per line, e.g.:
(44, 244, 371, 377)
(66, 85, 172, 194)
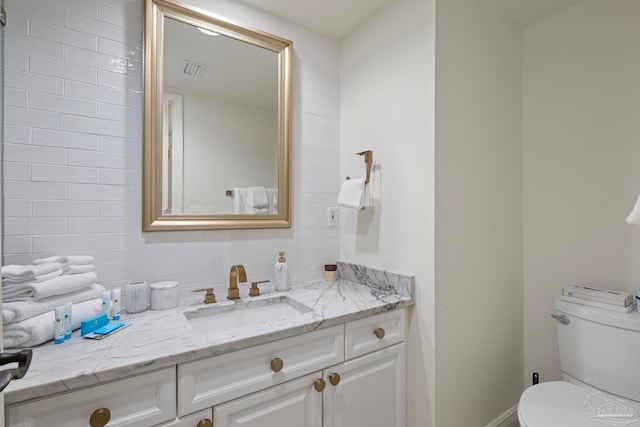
(519, 381, 613, 427)
(555, 299, 640, 332)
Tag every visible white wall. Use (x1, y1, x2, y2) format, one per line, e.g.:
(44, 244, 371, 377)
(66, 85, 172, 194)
(340, 0, 436, 425)
(434, 0, 524, 425)
(523, 0, 640, 384)
(3, 0, 341, 295)
(180, 91, 277, 213)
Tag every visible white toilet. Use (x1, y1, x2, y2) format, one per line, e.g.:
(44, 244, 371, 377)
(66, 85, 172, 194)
(518, 299, 640, 427)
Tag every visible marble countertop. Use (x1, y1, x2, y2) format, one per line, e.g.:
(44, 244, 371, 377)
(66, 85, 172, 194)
(4, 274, 414, 405)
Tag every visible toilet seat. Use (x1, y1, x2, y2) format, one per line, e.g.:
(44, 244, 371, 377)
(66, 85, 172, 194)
(518, 381, 639, 427)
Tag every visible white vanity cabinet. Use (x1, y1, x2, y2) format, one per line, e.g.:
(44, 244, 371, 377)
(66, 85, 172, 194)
(211, 309, 406, 427)
(6, 367, 176, 427)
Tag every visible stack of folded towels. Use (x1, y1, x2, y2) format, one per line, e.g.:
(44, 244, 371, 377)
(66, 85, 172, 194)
(2, 255, 104, 348)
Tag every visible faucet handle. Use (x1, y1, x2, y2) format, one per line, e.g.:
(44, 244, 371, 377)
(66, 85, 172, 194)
(249, 280, 270, 297)
(192, 288, 216, 304)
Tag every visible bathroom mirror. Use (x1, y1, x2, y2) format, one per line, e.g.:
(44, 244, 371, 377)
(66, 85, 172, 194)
(144, 0, 292, 230)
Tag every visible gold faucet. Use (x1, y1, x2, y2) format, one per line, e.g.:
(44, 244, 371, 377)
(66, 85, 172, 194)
(228, 265, 247, 300)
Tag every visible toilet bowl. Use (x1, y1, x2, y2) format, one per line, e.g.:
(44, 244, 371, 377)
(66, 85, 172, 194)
(517, 298, 640, 427)
(518, 381, 639, 427)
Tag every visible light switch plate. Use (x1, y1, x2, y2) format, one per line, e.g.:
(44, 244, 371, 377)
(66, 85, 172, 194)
(327, 207, 338, 227)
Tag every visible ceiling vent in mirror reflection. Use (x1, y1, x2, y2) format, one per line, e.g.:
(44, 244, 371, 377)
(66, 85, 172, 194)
(182, 60, 206, 78)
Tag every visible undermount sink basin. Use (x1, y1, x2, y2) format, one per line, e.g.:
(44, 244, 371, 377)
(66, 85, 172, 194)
(183, 295, 312, 334)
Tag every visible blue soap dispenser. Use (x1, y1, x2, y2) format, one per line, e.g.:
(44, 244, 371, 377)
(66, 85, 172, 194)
(274, 251, 290, 291)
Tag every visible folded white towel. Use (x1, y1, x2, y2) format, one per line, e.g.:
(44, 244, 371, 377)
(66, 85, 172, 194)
(337, 178, 365, 210)
(33, 255, 95, 266)
(3, 298, 103, 348)
(627, 192, 640, 225)
(2, 262, 62, 283)
(63, 264, 94, 275)
(3, 283, 105, 324)
(3, 272, 98, 301)
(248, 186, 268, 210)
(266, 188, 278, 214)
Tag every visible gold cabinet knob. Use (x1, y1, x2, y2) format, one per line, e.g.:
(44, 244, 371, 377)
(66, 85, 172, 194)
(196, 419, 213, 427)
(374, 327, 386, 339)
(270, 357, 284, 373)
(314, 378, 326, 392)
(89, 408, 111, 427)
(328, 372, 341, 386)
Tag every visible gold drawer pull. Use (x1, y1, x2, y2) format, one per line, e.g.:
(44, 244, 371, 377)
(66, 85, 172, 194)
(270, 357, 284, 373)
(197, 419, 213, 427)
(314, 378, 326, 392)
(328, 372, 341, 386)
(90, 408, 111, 427)
(374, 327, 386, 339)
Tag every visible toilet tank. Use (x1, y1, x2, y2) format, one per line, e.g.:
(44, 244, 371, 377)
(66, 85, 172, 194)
(555, 299, 640, 402)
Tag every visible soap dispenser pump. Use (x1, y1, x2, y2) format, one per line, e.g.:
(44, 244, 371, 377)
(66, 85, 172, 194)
(274, 251, 290, 291)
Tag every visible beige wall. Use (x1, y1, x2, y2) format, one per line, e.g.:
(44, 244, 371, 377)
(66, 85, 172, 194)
(523, 0, 640, 385)
(434, 0, 524, 425)
(339, 0, 436, 425)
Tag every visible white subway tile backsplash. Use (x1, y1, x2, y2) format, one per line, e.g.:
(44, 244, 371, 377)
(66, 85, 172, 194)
(100, 169, 141, 185)
(32, 128, 100, 150)
(98, 103, 142, 124)
(98, 38, 142, 62)
(4, 0, 340, 290)
(5, 51, 28, 72)
(5, 32, 63, 60)
(33, 234, 101, 253)
(64, 115, 141, 138)
(5, 70, 64, 95)
(4, 181, 67, 200)
(30, 92, 97, 117)
(5, 106, 63, 129)
(65, 80, 140, 107)
(32, 164, 100, 184)
(4, 143, 66, 164)
(5, 88, 28, 108)
(5, 200, 32, 217)
(4, 236, 33, 254)
(67, 183, 138, 201)
(30, 56, 97, 85)
(4, 162, 32, 181)
(33, 200, 100, 217)
(30, 20, 98, 51)
(5, 217, 67, 236)
(68, 149, 139, 170)
(97, 69, 142, 92)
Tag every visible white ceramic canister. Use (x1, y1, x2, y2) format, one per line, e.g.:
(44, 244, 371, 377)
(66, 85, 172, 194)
(150, 281, 179, 310)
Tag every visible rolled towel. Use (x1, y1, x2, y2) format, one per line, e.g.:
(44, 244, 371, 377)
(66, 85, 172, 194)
(3, 298, 103, 348)
(3, 283, 105, 324)
(33, 255, 95, 266)
(63, 264, 94, 275)
(2, 262, 62, 283)
(3, 272, 98, 301)
(337, 178, 365, 210)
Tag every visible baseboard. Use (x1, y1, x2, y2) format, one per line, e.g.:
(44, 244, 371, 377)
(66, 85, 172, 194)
(486, 404, 519, 427)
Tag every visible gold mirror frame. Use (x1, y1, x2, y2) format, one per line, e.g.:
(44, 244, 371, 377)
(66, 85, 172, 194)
(144, 0, 292, 231)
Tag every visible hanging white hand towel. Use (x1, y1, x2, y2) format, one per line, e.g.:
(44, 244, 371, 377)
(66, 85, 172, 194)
(627, 191, 640, 225)
(3, 298, 103, 348)
(337, 178, 365, 210)
(233, 187, 249, 214)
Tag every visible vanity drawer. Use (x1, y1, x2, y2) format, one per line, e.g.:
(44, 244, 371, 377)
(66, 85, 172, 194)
(345, 309, 405, 359)
(155, 409, 212, 427)
(7, 367, 176, 427)
(178, 325, 344, 416)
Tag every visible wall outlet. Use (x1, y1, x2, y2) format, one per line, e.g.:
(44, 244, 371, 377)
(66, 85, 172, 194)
(327, 207, 338, 227)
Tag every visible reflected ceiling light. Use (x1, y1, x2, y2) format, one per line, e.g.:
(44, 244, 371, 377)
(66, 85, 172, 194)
(198, 27, 220, 36)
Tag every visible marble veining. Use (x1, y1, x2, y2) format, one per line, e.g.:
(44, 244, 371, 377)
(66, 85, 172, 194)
(4, 272, 413, 405)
